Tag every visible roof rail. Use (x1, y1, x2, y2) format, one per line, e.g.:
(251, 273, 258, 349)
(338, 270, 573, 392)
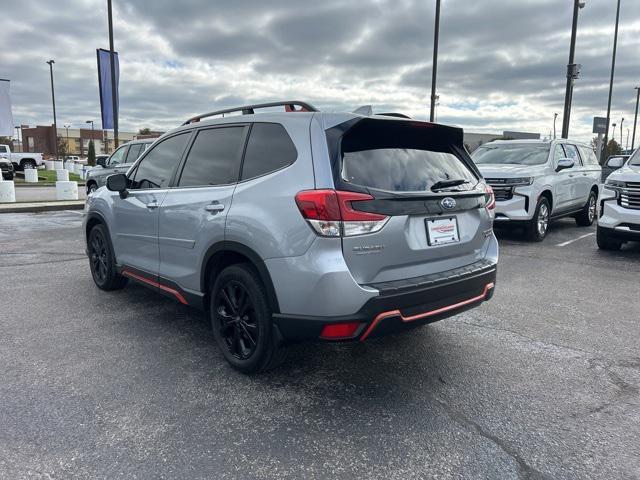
(182, 100, 319, 125)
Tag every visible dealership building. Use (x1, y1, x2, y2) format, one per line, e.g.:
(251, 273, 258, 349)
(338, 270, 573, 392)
(15, 125, 162, 157)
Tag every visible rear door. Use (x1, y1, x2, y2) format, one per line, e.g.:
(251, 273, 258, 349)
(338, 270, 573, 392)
(331, 119, 491, 285)
(158, 126, 247, 289)
(563, 143, 588, 207)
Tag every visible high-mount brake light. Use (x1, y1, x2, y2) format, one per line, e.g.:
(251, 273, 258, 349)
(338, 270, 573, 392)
(295, 190, 389, 237)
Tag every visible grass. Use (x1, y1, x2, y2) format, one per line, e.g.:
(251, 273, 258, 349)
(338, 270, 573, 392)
(14, 169, 84, 185)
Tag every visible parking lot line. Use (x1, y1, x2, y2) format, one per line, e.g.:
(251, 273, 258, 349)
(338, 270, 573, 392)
(556, 232, 595, 247)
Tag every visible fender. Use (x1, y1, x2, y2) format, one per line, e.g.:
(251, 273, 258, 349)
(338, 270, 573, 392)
(200, 241, 280, 313)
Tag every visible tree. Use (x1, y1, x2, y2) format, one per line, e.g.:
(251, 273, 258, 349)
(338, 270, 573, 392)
(57, 135, 68, 159)
(0, 136, 12, 147)
(87, 140, 96, 166)
(138, 128, 151, 135)
(604, 139, 623, 159)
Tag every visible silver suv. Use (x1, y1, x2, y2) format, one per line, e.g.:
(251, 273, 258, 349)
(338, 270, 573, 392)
(86, 139, 154, 194)
(598, 148, 640, 250)
(472, 139, 601, 241)
(83, 101, 498, 373)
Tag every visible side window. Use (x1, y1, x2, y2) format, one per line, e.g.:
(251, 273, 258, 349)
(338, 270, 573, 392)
(0, 145, 7, 153)
(130, 133, 190, 190)
(178, 127, 245, 187)
(241, 123, 298, 181)
(108, 146, 128, 166)
(563, 144, 582, 166)
(579, 146, 599, 166)
(125, 143, 144, 163)
(553, 144, 566, 164)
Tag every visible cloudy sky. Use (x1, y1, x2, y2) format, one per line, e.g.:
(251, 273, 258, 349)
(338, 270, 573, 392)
(2, 0, 639, 143)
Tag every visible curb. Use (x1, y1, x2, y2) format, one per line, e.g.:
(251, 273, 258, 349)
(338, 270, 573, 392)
(0, 200, 85, 214)
(14, 183, 86, 187)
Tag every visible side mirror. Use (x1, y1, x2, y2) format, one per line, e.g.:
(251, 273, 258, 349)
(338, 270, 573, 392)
(607, 157, 624, 169)
(97, 157, 107, 167)
(106, 173, 128, 198)
(555, 158, 575, 172)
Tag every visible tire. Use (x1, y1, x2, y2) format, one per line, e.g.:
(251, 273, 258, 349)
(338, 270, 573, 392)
(88, 224, 128, 290)
(87, 182, 98, 194)
(596, 226, 622, 251)
(575, 190, 597, 226)
(21, 160, 37, 170)
(525, 197, 551, 242)
(210, 264, 285, 374)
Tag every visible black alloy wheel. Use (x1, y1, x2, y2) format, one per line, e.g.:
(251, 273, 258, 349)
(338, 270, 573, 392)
(215, 280, 259, 360)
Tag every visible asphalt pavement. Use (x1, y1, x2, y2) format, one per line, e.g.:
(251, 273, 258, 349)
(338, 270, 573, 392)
(0, 211, 639, 479)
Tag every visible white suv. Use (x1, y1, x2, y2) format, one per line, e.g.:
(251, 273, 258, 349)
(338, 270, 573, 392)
(597, 148, 640, 250)
(472, 140, 601, 241)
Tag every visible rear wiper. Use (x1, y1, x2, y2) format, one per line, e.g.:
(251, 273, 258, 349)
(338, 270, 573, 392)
(431, 179, 469, 191)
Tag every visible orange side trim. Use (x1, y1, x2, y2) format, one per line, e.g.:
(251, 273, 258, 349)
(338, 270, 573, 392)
(122, 269, 189, 305)
(359, 282, 495, 342)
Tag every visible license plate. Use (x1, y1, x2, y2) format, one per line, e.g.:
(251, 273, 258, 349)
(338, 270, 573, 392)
(426, 217, 460, 246)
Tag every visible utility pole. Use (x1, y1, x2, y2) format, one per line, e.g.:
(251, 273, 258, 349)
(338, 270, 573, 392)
(46, 60, 59, 162)
(553, 113, 558, 139)
(620, 117, 624, 146)
(107, 0, 118, 148)
(429, 0, 441, 123)
(612, 123, 617, 143)
(561, 0, 585, 139)
(632, 86, 640, 150)
(64, 124, 70, 157)
(602, 0, 621, 162)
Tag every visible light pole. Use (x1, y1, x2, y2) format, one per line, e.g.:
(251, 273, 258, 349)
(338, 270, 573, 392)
(14, 126, 21, 152)
(46, 59, 59, 161)
(632, 86, 640, 150)
(620, 117, 624, 146)
(626, 128, 630, 151)
(107, 0, 118, 148)
(612, 123, 617, 143)
(561, 0, 585, 139)
(602, 0, 621, 162)
(553, 113, 558, 139)
(429, 0, 441, 123)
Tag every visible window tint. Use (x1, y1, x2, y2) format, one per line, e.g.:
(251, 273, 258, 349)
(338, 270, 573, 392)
(563, 144, 582, 165)
(130, 133, 190, 189)
(178, 127, 245, 187)
(472, 144, 550, 166)
(125, 143, 144, 163)
(108, 146, 127, 166)
(241, 123, 297, 180)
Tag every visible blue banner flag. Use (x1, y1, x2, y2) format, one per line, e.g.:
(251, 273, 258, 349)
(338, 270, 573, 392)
(96, 48, 119, 130)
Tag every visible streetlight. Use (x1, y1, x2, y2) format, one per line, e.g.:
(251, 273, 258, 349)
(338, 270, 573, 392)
(632, 86, 640, 151)
(553, 113, 559, 139)
(46, 59, 59, 162)
(612, 122, 617, 141)
(561, 0, 586, 139)
(620, 117, 624, 146)
(429, 0, 441, 123)
(14, 126, 21, 152)
(626, 128, 630, 151)
(107, 0, 119, 148)
(602, 0, 621, 162)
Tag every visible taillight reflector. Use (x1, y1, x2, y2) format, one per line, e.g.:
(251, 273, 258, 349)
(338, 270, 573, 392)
(319, 322, 362, 339)
(485, 185, 496, 210)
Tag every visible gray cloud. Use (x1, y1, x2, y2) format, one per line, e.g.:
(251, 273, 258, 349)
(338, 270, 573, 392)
(1, 0, 638, 143)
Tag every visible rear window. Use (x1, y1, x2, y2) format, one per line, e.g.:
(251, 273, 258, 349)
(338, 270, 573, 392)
(472, 144, 550, 166)
(339, 120, 477, 193)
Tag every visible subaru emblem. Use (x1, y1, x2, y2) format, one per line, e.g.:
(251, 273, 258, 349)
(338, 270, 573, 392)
(441, 197, 456, 210)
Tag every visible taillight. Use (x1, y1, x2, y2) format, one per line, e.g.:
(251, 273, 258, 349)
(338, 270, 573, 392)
(319, 322, 362, 340)
(295, 189, 389, 237)
(484, 185, 496, 211)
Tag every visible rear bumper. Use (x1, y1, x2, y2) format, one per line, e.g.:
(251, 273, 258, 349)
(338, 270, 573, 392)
(273, 261, 496, 343)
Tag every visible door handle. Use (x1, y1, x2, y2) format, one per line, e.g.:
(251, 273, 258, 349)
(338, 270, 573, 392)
(146, 201, 159, 210)
(205, 202, 225, 213)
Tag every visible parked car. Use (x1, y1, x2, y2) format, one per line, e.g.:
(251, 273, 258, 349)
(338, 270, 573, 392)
(83, 101, 498, 373)
(0, 144, 44, 170)
(0, 158, 14, 180)
(597, 149, 640, 250)
(472, 139, 601, 241)
(601, 154, 629, 182)
(65, 155, 88, 165)
(85, 139, 154, 194)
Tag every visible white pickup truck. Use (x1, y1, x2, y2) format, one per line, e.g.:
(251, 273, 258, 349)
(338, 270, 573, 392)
(0, 144, 44, 170)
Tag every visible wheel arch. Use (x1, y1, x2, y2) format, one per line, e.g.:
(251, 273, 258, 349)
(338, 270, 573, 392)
(85, 211, 118, 263)
(539, 189, 553, 211)
(201, 241, 280, 314)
